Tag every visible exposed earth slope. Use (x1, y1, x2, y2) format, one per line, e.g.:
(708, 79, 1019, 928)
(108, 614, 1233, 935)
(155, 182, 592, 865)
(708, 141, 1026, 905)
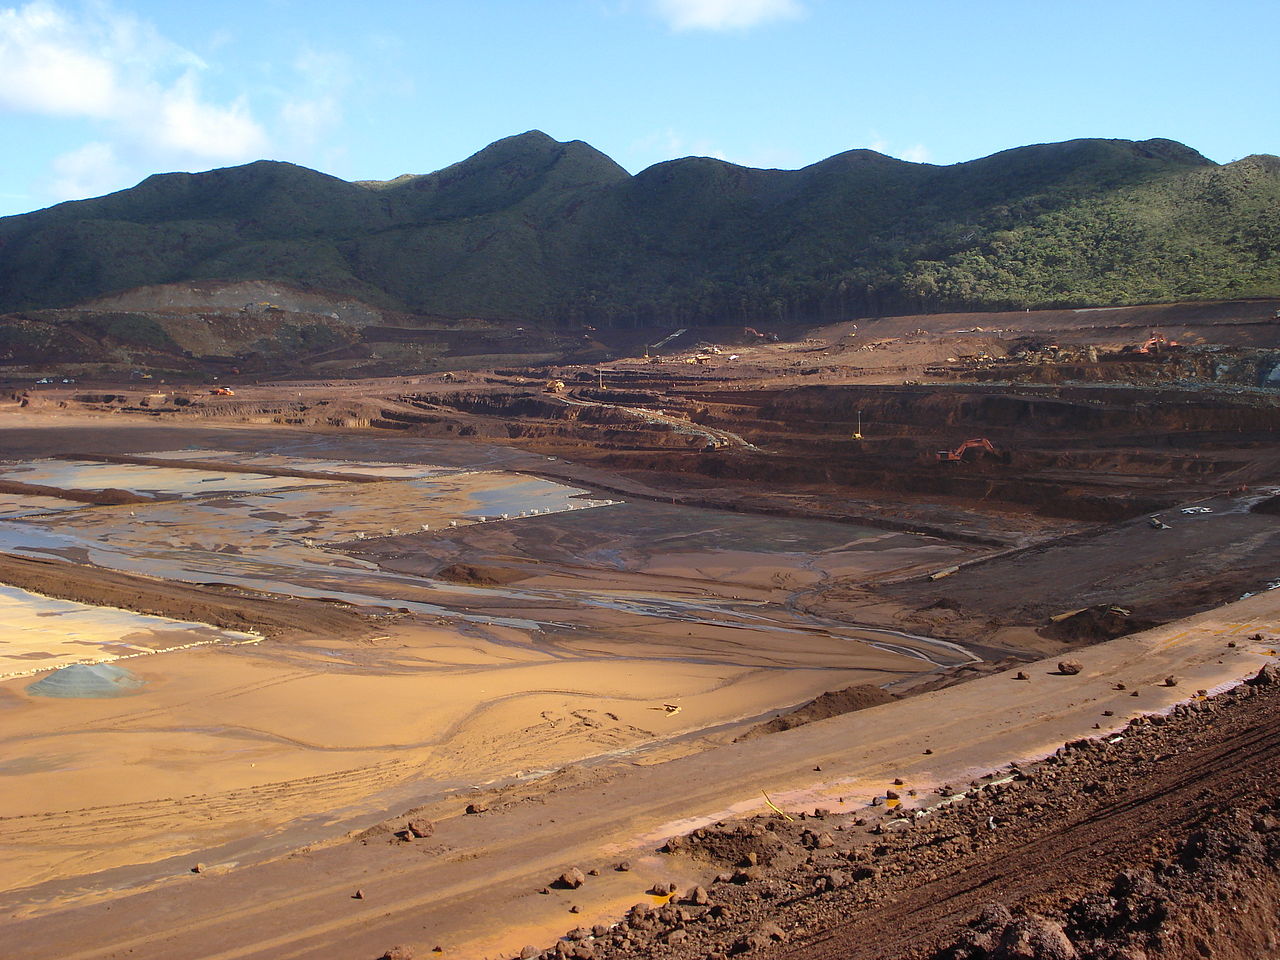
(2, 299, 1280, 960)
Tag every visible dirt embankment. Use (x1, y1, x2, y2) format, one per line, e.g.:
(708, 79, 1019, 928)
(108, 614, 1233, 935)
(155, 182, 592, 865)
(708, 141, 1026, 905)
(736, 685, 898, 740)
(0, 553, 376, 640)
(875, 500, 1280, 643)
(435, 562, 529, 586)
(62, 452, 391, 483)
(514, 666, 1280, 960)
(0, 478, 151, 506)
(388, 381, 1280, 525)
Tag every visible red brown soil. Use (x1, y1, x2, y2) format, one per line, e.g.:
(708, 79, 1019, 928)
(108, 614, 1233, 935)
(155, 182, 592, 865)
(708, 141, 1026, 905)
(3, 300, 1280, 959)
(515, 670, 1280, 960)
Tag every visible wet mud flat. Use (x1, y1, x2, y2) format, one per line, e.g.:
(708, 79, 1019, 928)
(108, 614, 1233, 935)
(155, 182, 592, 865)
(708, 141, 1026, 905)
(0, 436, 977, 904)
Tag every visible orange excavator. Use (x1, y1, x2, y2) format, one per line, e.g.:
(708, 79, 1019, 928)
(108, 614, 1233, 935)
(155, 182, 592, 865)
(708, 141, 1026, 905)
(936, 437, 1002, 462)
(1135, 335, 1178, 354)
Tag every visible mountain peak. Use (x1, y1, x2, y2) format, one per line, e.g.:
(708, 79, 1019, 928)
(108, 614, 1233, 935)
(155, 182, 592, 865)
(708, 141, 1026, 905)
(375, 130, 628, 219)
(0, 132, 1273, 323)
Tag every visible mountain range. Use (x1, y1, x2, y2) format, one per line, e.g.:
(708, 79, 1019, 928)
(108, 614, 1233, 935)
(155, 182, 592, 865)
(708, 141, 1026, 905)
(1, 131, 1276, 327)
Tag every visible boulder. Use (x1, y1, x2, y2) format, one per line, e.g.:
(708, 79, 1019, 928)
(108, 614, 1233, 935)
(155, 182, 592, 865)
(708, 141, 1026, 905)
(1057, 661, 1083, 676)
(559, 867, 586, 889)
(740, 921, 787, 951)
(407, 818, 434, 839)
(993, 915, 1077, 960)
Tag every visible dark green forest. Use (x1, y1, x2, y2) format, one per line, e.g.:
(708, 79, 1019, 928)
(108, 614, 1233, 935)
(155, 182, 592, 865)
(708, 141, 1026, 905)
(1, 132, 1275, 326)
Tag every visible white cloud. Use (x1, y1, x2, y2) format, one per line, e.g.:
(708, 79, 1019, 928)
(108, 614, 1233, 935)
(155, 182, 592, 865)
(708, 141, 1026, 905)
(653, 0, 804, 31)
(0, 2, 120, 116)
(863, 132, 930, 164)
(901, 143, 930, 163)
(49, 140, 126, 200)
(626, 127, 729, 170)
(0, 1, 269, 201)
(276, 48, 348, 149)
(151, 75, 265, 158)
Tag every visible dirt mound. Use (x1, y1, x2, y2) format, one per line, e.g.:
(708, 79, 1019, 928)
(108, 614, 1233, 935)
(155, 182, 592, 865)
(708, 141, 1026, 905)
(1251, 494, 1280, 515)
(1038, 605, 1160, 643)
(434, 563, 528, 586)
(0, 478, 151, 506)
(737, 685, 898, 740)
(902, 657, 1027, 695)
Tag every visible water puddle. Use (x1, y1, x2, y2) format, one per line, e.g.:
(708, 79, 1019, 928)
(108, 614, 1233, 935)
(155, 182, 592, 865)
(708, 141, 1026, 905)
(0, 584, 260, 679)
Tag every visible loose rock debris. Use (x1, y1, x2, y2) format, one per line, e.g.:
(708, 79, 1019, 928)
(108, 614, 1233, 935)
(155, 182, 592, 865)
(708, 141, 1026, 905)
(507, 673, 1280, 960)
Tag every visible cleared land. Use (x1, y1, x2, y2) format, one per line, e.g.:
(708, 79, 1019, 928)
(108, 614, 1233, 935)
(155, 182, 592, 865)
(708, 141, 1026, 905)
(1, 299, 1279, 960)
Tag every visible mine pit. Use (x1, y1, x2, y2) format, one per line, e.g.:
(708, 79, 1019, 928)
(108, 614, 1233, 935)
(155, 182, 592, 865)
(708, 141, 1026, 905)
(2, 300, 1280, 960)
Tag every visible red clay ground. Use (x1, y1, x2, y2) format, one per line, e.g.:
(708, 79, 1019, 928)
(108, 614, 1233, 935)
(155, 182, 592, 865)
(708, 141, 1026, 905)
(2, 299, 1280, 959)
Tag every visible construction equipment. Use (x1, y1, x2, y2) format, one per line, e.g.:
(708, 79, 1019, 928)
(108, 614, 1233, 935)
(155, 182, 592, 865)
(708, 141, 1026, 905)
(544, 379, 566, 393)
(1148, 515, 1171, 530)
(936, 437, 1001, 462)
(208, 387, 235, 396)
(851, 409, 864, 440)
(1135, 335, 1178, 354)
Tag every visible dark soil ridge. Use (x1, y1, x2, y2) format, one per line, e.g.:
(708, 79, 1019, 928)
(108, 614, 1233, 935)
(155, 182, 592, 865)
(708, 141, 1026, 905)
(62, 452, 392, 483)
(0, 477, 151, 506)
(735, 685, 899, 741)
(0, 553, 375, 640)
(512, 661, 1280, 960)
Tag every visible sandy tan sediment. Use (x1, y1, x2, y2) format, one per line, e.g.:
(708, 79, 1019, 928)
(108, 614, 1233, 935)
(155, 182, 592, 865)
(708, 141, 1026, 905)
(2, 589, 1276, 960)
(0, 612, 918, 895)
(0, 418, 953, 902)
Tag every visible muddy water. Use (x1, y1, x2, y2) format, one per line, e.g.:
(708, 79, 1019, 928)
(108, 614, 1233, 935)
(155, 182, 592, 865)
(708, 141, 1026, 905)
(0, 460, 618, 635)
(0, 458, 332, 497)
(141, 449, 451, 480)
(0, 450, 978, 671)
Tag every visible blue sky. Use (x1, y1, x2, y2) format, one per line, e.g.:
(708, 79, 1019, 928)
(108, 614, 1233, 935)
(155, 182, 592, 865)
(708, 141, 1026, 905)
(0, 0, 1276, 217)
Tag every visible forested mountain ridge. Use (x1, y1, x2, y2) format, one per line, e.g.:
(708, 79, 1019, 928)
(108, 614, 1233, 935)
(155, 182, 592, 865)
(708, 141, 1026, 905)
(1, 131, 1275, 326)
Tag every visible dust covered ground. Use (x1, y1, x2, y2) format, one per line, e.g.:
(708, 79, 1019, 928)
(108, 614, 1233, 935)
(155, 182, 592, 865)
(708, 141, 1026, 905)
(2, 299, 1280, 959)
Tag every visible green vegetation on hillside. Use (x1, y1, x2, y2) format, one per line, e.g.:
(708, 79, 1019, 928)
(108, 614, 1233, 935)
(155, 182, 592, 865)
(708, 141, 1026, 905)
(0, 132, 1275, 326)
